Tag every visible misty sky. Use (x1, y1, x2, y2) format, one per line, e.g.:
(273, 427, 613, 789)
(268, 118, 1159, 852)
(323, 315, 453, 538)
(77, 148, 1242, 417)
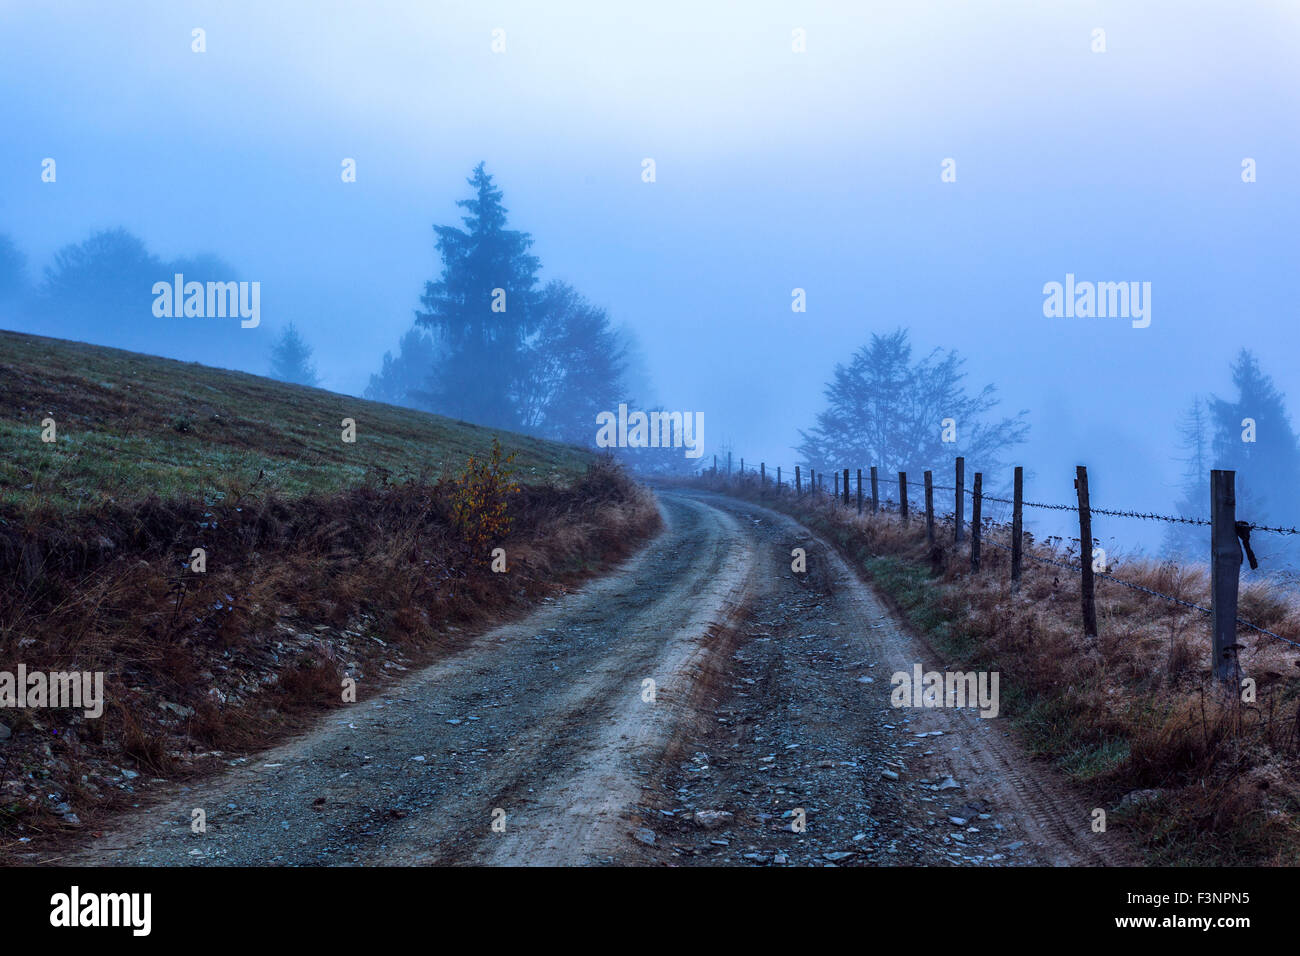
(4, 0, 1299, 553)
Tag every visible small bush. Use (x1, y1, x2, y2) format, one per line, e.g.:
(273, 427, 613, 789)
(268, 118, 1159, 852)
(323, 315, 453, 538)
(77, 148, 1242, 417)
(448, 437, 520, 548)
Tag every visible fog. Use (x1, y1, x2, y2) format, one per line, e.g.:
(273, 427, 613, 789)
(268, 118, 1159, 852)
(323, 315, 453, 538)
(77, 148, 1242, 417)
(4, 0, 1299, 557)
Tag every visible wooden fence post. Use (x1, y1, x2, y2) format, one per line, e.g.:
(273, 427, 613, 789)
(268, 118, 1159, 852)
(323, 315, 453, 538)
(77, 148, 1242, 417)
(1011, 466, 1023, 592)
(870, 466, 879, 514)
(1211, 469, 1243, 685)
(899, 472, 909, 522)
(713, 454, 717, 475)
(760, 462, 765, 492)
(955, 457, 965, 544)
(777, 466, 781, 494)
(1075, 465, 1097, 638)
(971, 472, 982, 573)
(924, 470, 935, 546)
(857, 469, 863, 515)
(796, 465, 802, 497)
(740, 458, 744, 475)
(834, 471, 840, 500)
(842, 468, 849, 506)
(811, 468, 816, 496)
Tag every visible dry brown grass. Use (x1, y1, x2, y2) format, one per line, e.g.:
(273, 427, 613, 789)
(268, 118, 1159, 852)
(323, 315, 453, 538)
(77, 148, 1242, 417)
(696, 471, 1300, 865)
(0, 458, 659, 862)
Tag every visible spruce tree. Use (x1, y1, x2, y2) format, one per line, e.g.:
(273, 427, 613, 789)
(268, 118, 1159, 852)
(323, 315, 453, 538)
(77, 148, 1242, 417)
(1164, 398, 1211, 558)
(1207, 350, 1300, 563)
(269, 322, 319, 386)
(415, 163, 540, 428)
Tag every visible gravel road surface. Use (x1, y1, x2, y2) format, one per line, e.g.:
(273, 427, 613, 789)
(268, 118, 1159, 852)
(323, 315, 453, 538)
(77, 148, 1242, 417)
(66, 489, 1123, 866)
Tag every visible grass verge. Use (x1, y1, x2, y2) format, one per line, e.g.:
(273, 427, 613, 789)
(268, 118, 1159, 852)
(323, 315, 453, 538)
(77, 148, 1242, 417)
(1, 459, 660, 863)
(692, 472, 1300, 866)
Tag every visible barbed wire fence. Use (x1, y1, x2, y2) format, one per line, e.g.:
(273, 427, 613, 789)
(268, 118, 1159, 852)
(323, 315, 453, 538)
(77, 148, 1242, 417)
(703, 453, 1300, 679)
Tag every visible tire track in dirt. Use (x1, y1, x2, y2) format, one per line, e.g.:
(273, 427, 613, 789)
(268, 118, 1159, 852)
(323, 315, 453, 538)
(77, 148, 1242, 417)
(633, 490, 1128, 866)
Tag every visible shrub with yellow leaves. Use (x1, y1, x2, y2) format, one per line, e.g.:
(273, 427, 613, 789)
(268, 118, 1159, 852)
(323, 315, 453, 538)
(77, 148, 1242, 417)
(448, 437, 520, 548)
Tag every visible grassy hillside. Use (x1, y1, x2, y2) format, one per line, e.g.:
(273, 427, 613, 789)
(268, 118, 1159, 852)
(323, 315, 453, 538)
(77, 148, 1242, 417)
(0, 329, 591, 517)
(0, 330, 658, 862)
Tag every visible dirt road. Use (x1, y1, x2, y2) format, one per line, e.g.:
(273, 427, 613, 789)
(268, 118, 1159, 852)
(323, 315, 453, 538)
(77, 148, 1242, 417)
(65, 489, 1123, 866)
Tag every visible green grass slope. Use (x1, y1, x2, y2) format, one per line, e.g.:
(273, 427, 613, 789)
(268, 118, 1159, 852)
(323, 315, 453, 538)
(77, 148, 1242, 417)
(0, 329, 592, 516)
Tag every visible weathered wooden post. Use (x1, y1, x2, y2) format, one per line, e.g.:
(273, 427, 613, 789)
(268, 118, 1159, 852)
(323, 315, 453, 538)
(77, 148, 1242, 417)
(811, 468, 816, 496)
(955, 457, 965, 544)
(1211, 470, 1243, 685)
(834, 471, 840, 500)
(760, 462, 765, 493)
(777, 466, 781, 495)
(971, 472, 982, 572)
(740, 458, 744, 475)
(841, 468, 849, 506)
(899, 472, 909, 522)
(1011, 466, 1023, 592)
(795, 465, 802, 497)
(713, 454, 717, 475)
(924, 470, 935, 546)
(1075, 465, 1097, 638)
(870, 466, 879, 514)
(856, 469, 863, 515)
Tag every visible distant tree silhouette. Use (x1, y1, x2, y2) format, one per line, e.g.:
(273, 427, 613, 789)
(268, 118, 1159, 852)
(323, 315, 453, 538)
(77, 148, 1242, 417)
(365, 327, 445, 409)
(166, 252, 240, 285)
(32, 227, 252, 367)
(1208, 350, 1300, 563)
(0, 233, 28, 303)
(269, 323, 319, 386)
(41, 228, 160, 319)
(415, 162, 541, 428)
(1167, 352, 1300, 565)
(796, 328, 1027, 480)
(517, 281, 627, 444)
(614, 324, 656, 410)
(1164, 397, 1212, 558)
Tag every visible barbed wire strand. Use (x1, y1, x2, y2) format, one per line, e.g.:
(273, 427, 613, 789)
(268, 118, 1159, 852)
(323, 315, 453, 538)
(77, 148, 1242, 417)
(726, 465, 1299, 535)
(716, 466, 1300, 651)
